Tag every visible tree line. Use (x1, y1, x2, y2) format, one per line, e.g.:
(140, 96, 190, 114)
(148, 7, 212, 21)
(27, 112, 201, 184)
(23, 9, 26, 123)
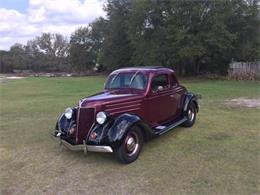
(0, 0, 259, 76)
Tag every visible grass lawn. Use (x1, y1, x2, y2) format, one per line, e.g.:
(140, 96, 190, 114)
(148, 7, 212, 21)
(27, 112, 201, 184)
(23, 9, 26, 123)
(0, 77, 259, 194)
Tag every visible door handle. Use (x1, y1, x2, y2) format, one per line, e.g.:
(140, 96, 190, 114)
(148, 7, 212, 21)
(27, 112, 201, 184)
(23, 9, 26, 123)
(170, 94, 175, 98)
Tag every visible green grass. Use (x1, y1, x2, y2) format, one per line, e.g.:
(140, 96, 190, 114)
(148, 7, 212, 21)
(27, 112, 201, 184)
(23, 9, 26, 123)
(0, 77, 259, 194)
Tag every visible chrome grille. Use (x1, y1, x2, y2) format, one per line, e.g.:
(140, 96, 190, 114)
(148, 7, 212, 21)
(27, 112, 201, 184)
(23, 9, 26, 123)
(76, 108, 95, 144)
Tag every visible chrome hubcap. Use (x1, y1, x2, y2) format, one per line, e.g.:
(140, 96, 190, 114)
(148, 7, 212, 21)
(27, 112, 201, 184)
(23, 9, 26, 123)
(125, 132, 139, 156)
(126, 137, 136, 151)
(188, 109, 195, 121)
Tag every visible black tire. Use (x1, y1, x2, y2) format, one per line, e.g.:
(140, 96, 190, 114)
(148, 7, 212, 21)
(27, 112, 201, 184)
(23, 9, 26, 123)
(115, 126, 143, 164)
(183, 102, 196, 127)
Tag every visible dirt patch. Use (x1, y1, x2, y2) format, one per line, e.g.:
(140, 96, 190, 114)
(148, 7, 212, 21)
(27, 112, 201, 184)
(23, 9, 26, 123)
(6, 76, 24, 79)
(225, 97, 260, 108)
(0, 76, 24, 84)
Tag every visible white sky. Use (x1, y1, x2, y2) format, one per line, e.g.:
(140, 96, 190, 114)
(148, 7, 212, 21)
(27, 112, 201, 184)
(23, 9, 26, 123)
(0, 0, 106, 50)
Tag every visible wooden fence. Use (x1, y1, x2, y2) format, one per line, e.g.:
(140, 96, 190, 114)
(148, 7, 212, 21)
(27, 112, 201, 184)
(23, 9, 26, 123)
(228, 61, 260, 80)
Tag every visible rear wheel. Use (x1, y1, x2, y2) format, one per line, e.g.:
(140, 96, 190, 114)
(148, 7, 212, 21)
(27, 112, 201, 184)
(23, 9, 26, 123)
(183, 102, 196, 127)
(115, 126, 143, 164)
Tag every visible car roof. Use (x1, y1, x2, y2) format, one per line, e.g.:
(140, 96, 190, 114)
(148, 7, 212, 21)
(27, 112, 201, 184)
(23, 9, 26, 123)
(111, 66, 174, 74)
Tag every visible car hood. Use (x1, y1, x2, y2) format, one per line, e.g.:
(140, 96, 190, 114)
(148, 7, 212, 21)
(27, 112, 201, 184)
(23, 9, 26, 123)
(79, 89, 143, 107)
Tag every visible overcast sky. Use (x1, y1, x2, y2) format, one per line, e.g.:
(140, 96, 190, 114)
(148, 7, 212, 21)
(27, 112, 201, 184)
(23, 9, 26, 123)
(0, 0, 106, 51)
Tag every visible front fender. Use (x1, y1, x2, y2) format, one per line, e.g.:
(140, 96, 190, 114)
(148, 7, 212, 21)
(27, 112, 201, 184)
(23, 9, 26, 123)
(87, 113, 153, 149)
(107, 113, 140, 145)
(54, 107, 77, 138)
(55, 114, 75, 136)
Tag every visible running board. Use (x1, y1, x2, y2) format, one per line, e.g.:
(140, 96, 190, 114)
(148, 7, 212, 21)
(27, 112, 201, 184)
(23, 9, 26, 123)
(154, 117, 187, 136)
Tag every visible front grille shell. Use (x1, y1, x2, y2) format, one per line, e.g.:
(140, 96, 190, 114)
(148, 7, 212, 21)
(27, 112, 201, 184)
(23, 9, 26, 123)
(76, 107, 95, 144)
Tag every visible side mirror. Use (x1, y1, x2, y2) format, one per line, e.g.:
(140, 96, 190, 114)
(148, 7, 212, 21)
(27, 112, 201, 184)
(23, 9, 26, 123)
(157, 86, 164, 91)
(151, 85, 164, 93)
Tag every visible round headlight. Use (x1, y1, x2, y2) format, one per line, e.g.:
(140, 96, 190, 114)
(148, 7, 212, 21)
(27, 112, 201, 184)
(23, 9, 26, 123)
(96, 111, 107, 125)
(64, 107, 73, 119)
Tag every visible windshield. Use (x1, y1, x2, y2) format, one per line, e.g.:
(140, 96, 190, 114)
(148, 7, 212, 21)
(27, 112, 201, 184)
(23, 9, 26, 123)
(106, 72, 148, 90)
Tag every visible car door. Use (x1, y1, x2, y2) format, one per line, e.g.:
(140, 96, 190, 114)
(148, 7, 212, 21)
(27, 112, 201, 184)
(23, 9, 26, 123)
(146, 73, 176, 125)
(168, 73, 182, 119)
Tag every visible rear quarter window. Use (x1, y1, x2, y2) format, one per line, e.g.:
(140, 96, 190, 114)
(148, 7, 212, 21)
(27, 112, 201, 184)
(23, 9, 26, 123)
(171, 74, 178, 87)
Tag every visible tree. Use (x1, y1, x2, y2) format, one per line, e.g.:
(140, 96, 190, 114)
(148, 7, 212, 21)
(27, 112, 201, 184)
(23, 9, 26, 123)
(227, 0, 260, 62)
(127, 0, 259, 75)
(0, 50, 13, 73)
(1, 0, 259, 75)
(128, 0, 173, 67)
(69, 27, 96, 72)
(9, 43, 28, 69)
(26, 33, 69, 71)
(36, 33, 69, 58)
(167, 0, 237, 75)
(99, 0, 133, 70)
(90, 17, 107, 69)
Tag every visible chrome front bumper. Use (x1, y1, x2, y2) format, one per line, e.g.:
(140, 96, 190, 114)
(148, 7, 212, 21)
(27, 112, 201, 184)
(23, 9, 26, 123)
(53, 135, 113, 153)
(61, 139, 113, 153)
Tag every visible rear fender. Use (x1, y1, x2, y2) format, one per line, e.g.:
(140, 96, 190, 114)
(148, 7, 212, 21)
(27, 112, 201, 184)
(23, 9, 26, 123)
(183, 92, 199, 113)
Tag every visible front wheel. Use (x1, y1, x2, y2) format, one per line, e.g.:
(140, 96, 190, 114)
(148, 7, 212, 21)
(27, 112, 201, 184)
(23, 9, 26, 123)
(183, 102, 197, 127)
(115, 126, 143, 164)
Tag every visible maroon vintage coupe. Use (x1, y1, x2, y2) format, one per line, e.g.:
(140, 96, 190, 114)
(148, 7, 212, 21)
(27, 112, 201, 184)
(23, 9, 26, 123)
(54, 66, 199, 163)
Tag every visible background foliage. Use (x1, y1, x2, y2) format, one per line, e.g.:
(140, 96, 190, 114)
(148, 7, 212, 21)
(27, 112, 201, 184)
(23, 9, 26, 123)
(0, 0, 259, 75)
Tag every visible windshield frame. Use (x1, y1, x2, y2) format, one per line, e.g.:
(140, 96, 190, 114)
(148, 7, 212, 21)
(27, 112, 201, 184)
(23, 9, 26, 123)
(105, 71, 148, 91)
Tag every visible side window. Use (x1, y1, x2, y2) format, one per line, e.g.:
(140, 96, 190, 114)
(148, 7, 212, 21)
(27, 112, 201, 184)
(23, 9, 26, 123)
(151, 74, 169, 92)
